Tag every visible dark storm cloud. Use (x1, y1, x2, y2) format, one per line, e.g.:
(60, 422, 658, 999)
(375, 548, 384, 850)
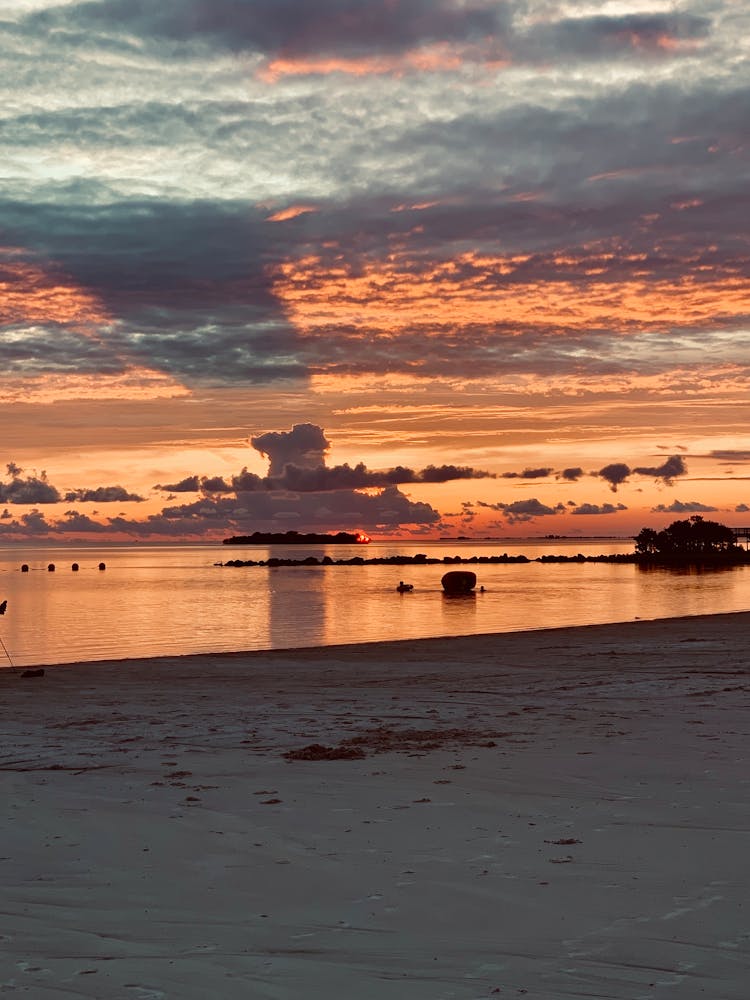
(26, 0, 505, 57)
(652, 500, 717, 513)
(63, 486, 145, 503)
(632, 455, 688, 486)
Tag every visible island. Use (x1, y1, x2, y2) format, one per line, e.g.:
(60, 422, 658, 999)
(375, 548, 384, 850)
(223, 530, 371, 545)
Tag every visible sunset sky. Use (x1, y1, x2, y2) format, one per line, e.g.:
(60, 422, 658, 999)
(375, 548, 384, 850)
(1, 0, 749, 542)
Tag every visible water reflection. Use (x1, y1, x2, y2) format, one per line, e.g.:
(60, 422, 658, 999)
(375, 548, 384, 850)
(268, 567, 328, 649)
(1, 542, 749, 667)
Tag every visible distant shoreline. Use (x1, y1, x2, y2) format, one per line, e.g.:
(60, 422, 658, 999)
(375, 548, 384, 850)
(220, 550, 750, 568)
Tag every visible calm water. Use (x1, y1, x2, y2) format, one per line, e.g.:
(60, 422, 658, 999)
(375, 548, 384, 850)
(1, 539, 749, 667)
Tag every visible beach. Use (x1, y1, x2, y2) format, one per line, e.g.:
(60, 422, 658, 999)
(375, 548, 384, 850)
(1, 613, 749, 999)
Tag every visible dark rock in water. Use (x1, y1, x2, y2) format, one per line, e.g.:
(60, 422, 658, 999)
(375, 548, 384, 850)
(21, 668, 45, 678)
(441, 570, 477, 595)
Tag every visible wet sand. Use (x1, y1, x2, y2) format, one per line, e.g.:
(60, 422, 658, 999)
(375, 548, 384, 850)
(1, 613, 749, 998)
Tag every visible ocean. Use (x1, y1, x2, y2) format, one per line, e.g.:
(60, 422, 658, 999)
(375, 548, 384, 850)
(1, 538, 749, 668)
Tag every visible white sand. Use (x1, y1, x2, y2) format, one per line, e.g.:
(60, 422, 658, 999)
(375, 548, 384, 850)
(1, 613, 749, 999)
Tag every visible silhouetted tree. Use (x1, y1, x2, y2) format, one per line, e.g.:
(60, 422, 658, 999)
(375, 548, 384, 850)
(635, 516, 743, 562)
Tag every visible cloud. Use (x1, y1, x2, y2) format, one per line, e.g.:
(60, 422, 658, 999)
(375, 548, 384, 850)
(155, 475, 200, 493)
(0, 467, 61, 504)
(596, 463, 631, 493)
(110, 483, 440, 536)
(570, 502, 628, 515)
(233, 459, 495, 493)
(735, 503, 750, 513)
(418, 464, 494, 484)
(519, 12, 710, 63)
(251, 423, 330, 476)
(154, 426, 499, 496)
(708, 451, 750, 463)
(2, 0, 747, 542)
(477, 497, 566, 524)
(633, 455, 687, 486)
(595, 456, 688, 492)
(57, 510, 110, 533)
(139, 423, 495, 541)
(501, 467, 552, 480)
(0, 510, 54, 536)
(27, 1, 506, 60)
(63, 486, 145, 503)
(558, 467, 584, 482)
(0, 199, 303, 386)
(23, 2, 709, 74)
(651, 500, 718, 513)
(200, 476, 234, 495)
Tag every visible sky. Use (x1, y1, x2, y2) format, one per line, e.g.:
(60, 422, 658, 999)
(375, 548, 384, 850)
(1, 0, 749, 542)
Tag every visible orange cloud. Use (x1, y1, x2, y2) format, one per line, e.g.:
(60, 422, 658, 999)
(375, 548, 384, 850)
(0, 253, 110, 328)
(272, 250, 750, 336)
(257, 41, 509, 82)
(266, 205, 318, 222)
(0, 369, 190, 405)
(615, 30, 705, 54)
(0, 249, 189, 403)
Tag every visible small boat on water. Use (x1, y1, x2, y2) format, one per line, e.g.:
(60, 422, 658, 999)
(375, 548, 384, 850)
(396, 581, 414, 592)
(441, 570, 477, 595)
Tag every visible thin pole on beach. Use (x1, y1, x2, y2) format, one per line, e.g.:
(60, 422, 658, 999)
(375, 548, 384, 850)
(0, 599, 15, 672)
(0, 634, 16, 672)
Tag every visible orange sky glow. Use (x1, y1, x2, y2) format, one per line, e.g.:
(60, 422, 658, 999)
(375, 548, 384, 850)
(272, 252, 749, 335)
(1, 0, 748, 543)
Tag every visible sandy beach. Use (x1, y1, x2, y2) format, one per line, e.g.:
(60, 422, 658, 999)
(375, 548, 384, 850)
(1, 612, 749, 999)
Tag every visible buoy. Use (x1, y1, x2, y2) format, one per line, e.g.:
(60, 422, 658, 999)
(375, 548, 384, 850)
(48, 563, 55, 572)
(98, 562, 106, 571)
(21, 564, 29, 573)
(72, 563, 79, 572)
